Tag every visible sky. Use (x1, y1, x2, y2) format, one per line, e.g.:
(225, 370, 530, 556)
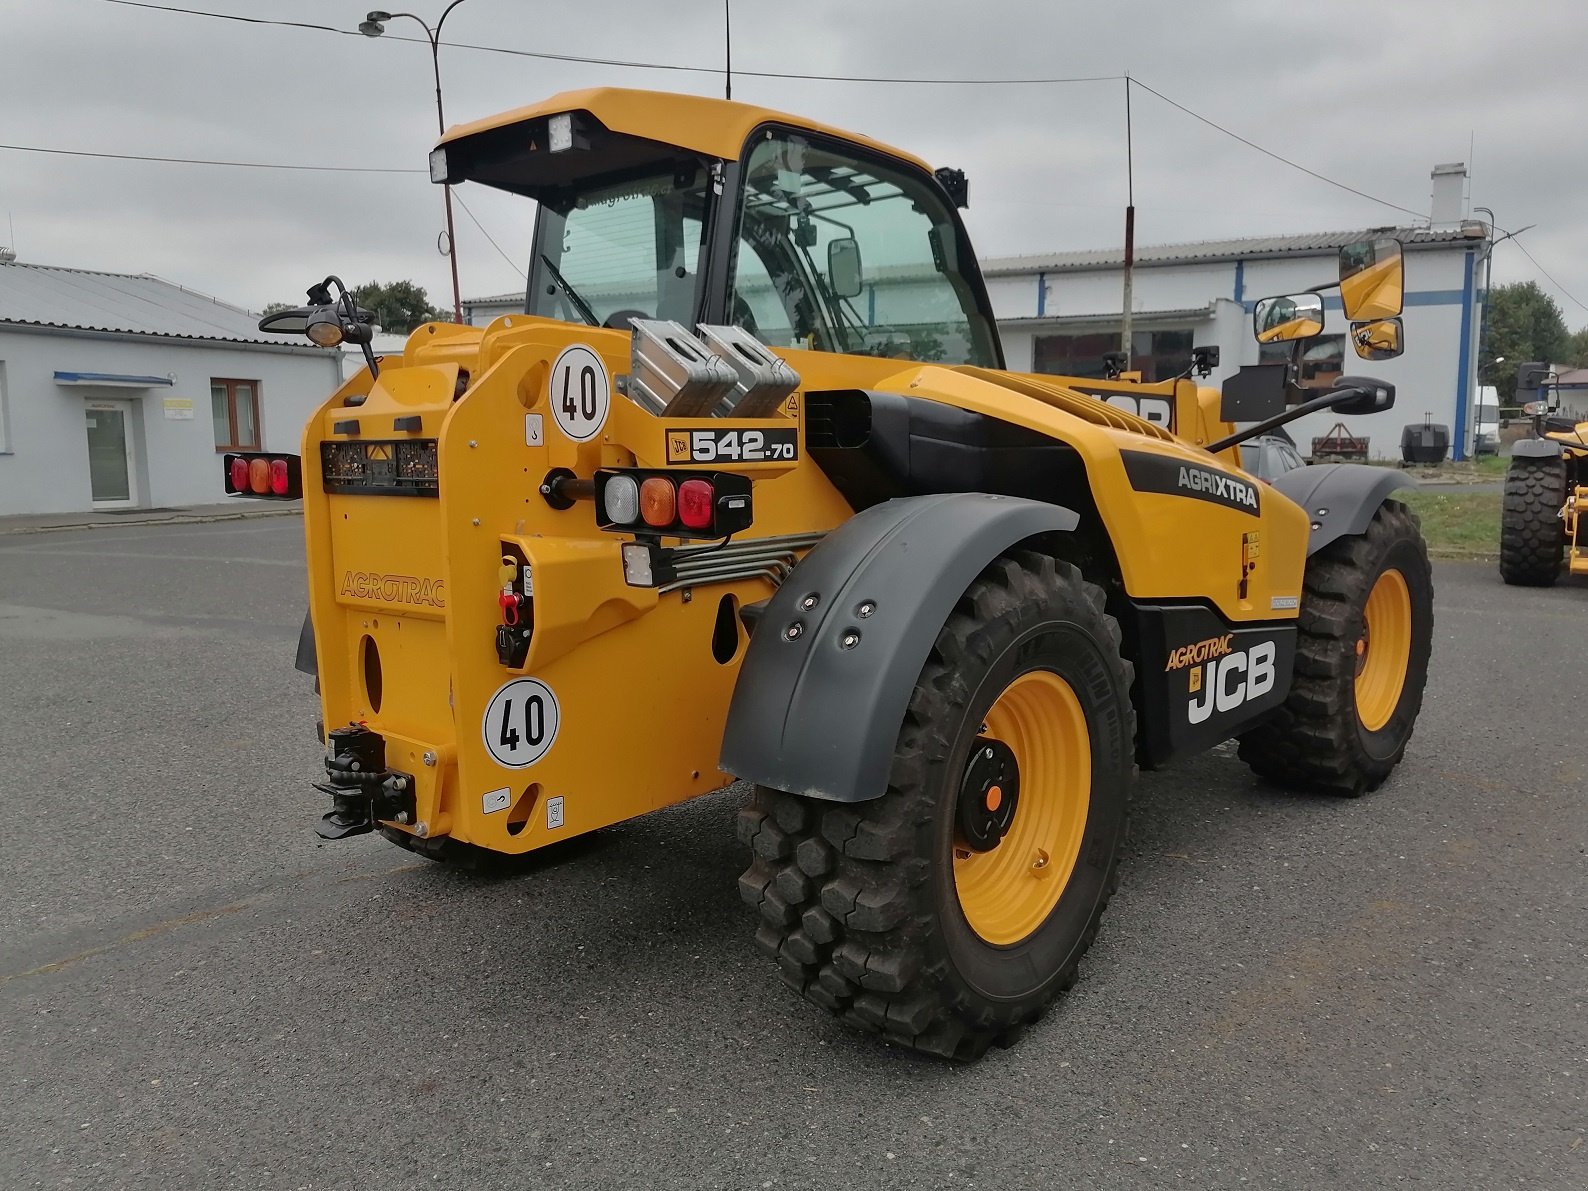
(3, 0, 1588, 327)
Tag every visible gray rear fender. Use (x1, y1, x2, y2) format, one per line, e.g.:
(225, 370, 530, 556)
(719, 492, 1079, 804)
(1270, 462, 1417, 554)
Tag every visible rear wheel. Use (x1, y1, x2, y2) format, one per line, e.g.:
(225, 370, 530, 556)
(737, 552, 1134, 1060)
(1499, 457, 1566, 586)
(1238, 500, 1432, 795)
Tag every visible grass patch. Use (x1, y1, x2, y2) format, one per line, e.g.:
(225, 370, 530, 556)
(1399, 488, 1501, 559)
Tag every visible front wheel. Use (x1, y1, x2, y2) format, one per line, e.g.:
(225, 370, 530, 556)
(1238, 500, 1433, 795)
(737, 552, 1135, 1060)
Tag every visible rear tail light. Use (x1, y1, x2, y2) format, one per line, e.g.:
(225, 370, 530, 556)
(639, 476, 677, 527)
(677, 478, 714, 530)
(594, 469, 752, 540)
(223, 452, 303, 500)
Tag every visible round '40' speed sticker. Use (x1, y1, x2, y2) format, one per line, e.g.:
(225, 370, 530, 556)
(549, 344, 610, 443)
(482, 677, 560, 769)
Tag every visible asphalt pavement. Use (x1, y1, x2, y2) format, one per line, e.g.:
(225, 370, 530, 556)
(1, 520, 1584, 1189)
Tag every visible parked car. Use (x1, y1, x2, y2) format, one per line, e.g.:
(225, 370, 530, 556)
(1239, 434, 1309, 482)
(1474, 386, 1500, 456)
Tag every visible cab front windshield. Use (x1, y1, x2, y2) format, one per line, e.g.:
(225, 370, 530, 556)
(529, 163, 709, 328)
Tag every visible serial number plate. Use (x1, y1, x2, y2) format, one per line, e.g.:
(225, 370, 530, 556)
(665, 427, 798, 465)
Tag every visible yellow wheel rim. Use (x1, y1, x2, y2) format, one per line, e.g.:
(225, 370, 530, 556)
(1355, 568, 1412, 732)
(953, 671, 1091, 947)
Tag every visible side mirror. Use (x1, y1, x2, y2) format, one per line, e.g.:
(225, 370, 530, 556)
(1253, 293, 1325, 343)
(828, 236, 864, 300)
(1329, 375, 1396, 416)
(1350, 317, 1404, 361)
(1516, 360, 1551, 390)
(1339, 237, 1403, 321)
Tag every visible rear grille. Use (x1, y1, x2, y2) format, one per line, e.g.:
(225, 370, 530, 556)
(321, 439, 439, 497)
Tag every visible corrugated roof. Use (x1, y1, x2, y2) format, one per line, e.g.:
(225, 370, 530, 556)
(463, 292, 522, 306)
(981, 225, 1486, 276)
(0, 261, 286, 345)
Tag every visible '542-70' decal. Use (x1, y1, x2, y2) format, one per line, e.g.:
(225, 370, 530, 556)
(666, 427, 798, 465)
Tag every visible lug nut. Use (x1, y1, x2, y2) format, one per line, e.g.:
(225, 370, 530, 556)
(785, 622, 803, 641)
(840, 631, 860, 649)
(856, 601, 875, 618)
(801, 593, 820, 611)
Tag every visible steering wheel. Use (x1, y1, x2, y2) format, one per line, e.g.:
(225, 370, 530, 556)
(603, 309, 650, 331)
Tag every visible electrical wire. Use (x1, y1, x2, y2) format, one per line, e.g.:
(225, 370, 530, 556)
(1510, 238, 1588, 316)
(451, 191, 526, 281)
(0, 141, 423, 173)
(96, 1, 1122, 85)
(1128, 79, 1425, 221)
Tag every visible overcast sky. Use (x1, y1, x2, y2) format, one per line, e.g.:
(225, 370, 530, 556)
(4, 0, 1587, 326)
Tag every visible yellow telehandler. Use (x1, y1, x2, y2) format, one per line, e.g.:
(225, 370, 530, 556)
(233, 88, 1433, 1059)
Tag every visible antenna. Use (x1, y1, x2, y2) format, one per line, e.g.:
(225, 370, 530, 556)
(724, 0, 732, 100)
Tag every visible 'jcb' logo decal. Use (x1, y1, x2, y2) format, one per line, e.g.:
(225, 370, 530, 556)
(666, 433, 692, 463)
(1188, 641, 1276, 724)
(365, 444, 392, 461)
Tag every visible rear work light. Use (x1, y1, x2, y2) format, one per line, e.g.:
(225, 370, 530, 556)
(222, 452, 303, 500)
(594, 469, 752, 540)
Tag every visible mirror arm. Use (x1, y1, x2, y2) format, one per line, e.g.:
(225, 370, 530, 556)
(322, 274, 379, 380)
(1206, 388, 1350, 455)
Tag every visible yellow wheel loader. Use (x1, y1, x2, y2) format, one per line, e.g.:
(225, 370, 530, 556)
(1500, 364, 1588, 585)
(234, 88, 1433, 1059)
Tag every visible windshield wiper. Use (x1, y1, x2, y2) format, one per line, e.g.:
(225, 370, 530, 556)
(540, 254, 599, 327)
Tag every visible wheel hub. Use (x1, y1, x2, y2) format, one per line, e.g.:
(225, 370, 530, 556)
(957, 736, 1020, 853)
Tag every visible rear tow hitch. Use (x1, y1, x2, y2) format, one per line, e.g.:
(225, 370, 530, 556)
(311, 724, 416, 840)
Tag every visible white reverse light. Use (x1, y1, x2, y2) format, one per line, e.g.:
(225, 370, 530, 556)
(548, 113, 573, 153)
(621, 542, 655, 587)
(604, 473, 640, 524)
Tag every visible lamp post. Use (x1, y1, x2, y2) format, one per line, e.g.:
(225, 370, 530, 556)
(360, 4, 469, 324)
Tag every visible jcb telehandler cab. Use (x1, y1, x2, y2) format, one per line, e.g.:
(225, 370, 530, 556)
(236, 88, 1433, 1059)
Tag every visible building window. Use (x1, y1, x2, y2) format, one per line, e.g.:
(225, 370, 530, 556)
(211, 379, 260, 450)
(1034, 327, 1195, 382)
(1260, 334, 1344, 389)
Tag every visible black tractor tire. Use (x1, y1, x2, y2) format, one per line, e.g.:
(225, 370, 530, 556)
(737, 551, 1135, 1060)
(1238, 500, 1432, 796)
(1499, 457, 1566, 586)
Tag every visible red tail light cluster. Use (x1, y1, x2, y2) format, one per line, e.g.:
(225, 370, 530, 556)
(223, 452, 303, 500)
(595, 469, 752, 540)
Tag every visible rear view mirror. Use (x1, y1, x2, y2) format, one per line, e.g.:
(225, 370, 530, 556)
(1329, 375, 1396, 416)
(1339, 238, 1403, 321)
(1516, 360, 1551, 391)
(828, 237, 863, 299)
(1253, 293, 1325, 343)
(1350, 318, 1404, 361)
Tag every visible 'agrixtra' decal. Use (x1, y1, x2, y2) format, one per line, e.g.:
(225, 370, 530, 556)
(1121, 450, 1260, 515)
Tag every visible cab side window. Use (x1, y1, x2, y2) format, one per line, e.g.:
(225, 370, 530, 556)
(729, 132, 996, 366)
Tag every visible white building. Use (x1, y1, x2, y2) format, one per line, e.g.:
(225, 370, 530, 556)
(0, 260, 343, 515)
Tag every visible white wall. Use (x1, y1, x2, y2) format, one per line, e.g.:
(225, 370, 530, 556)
(0, 328, 343, 515)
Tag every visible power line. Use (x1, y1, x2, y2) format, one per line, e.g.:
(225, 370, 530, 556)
(0, 141, 423, 173)
(451, 191, 526, 283)
(1510, 238, 1588, 315)
(1128, 79, 1425, 221)
(96, 1, 1123, 85)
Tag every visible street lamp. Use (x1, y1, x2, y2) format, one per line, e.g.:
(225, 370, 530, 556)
(361, 4, 470, 324)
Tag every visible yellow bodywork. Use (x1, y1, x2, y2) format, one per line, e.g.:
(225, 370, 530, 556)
(302, 316, 1309, 857)
(1541, 425, 1588, 576)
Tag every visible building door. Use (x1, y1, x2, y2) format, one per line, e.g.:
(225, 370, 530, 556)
(84, 399, 138, 509)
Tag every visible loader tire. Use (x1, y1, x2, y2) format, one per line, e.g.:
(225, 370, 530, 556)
(737, 552, 1134, 1060)
(1238, 500, 1432, 795)
(1499, 457, 1566, 586)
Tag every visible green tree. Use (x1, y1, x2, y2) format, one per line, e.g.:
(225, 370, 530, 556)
(1561, 326, 1588, 369)
(350, 280, 443, 334)
(1479, 281, 1570, 403)
(260, 301, 293, 317)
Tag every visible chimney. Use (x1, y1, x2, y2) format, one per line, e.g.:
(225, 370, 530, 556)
(1429, 162, 1467, 227)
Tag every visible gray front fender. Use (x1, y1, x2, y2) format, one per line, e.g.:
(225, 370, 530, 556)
(719, 492, 1078, 803)
(1270, 462, 1416, 554)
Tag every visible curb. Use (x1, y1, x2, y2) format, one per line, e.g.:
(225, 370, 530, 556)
(0, 507, 303, 537)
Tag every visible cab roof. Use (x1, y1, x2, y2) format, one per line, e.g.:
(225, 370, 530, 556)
(436, 86, 933, 176)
